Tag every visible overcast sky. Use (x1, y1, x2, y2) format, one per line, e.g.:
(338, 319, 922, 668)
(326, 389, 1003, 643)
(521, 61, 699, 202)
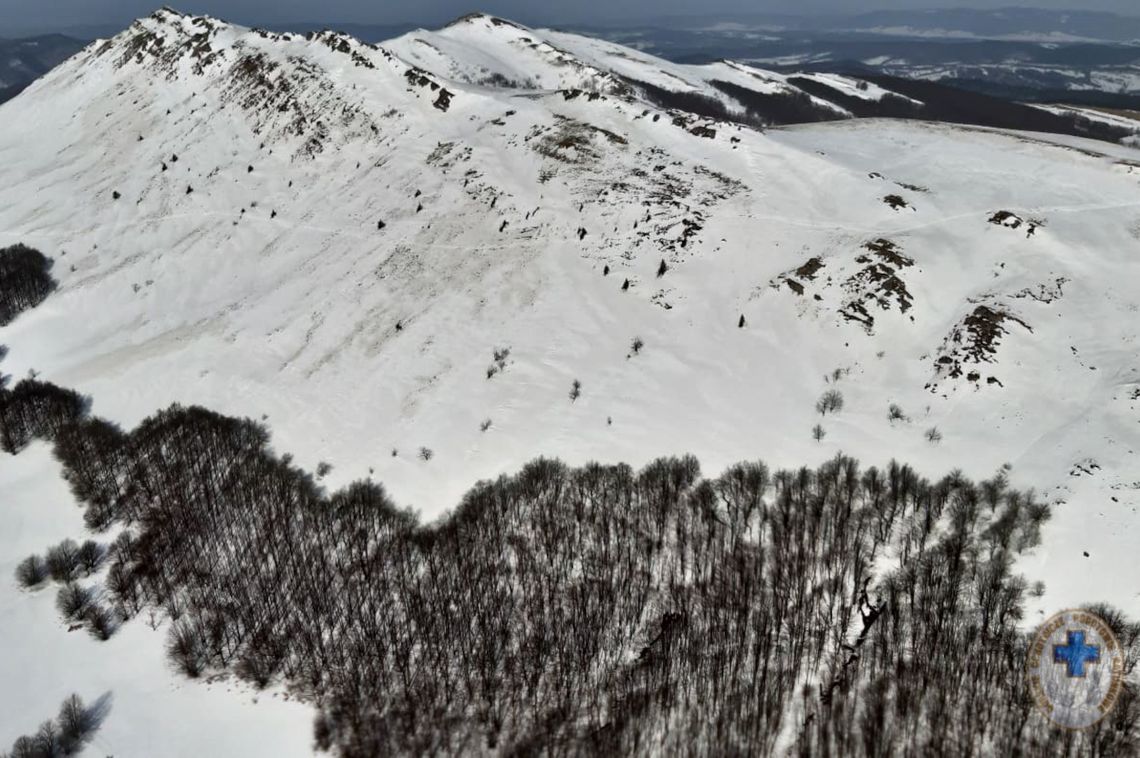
(4, 0, 1139, 35)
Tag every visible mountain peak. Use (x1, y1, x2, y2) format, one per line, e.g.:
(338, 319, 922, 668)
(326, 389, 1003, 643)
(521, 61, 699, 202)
(444, 12, 529, 31)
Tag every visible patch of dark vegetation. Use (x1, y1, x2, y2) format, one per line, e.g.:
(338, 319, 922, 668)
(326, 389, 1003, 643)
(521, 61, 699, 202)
(815, 388, 844, 415)
(774, 256, 825, 296)
(15, 554, 49, 588)
(1011, 277, 1067, 304)
(861, 74, 1139, 145)
(3, 369, 1137, 757)
(883, 193, 910, 210)
(531, 116, 628, 165)
(3, 692, 110, 757)
(796, 256, 825, 280)
(478, 72, 535, 89)
(787, 75, 925, 120)
(888, 403, 909, 424)
(929, 304, 1032, 390)
(404, 66, 454, 112)
(774, 240, 914, 333)
(708, 78, 847, 127)
(560, 88, 606, 102)
(0, 244, 57, 327)
(989, 210, 1043, 237)
(0, 379, 88, 453)
(308, 31, 376, 70)
(896, 181, 929, 193)
(433, 87, 453, 112)
(841, 239, 916, 331)
(625, 77, 767, 130)
(485, 346, 511, 379)
(862, 238, 911, 269)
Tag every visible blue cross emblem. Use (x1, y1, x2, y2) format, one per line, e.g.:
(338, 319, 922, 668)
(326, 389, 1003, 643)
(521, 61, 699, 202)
(1053, 630, 1100, 677)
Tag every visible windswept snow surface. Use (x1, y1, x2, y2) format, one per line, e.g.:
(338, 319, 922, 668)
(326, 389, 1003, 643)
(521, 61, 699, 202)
(1, 8, 1139, 754)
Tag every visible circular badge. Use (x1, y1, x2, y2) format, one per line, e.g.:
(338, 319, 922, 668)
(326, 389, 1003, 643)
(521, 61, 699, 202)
(1027, 609, 1125, 729)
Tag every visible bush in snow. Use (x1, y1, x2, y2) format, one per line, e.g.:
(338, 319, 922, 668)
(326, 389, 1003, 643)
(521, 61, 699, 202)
(167, 619, 209, 678)
(487, 346, 511, 379)
(76, 540, 105, 575)
(84, 602, 118, 641)
(569, 379, 582, 402)
(56, 582, 93, 621)
(888, 404, 908, 424)
(45, 539, 81, 582)
(925, 427, 943, 444)
(14, 554, 48, 588)
(812, 424, 826, 442)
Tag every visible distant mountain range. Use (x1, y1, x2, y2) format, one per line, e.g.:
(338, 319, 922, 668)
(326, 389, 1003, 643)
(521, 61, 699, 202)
(8, 7, 1140, 109)
(0, 35, 87, 104)
(562, 9, 1140, 107)
(286, 9, 1140, 105)
(638, 8, 1140, 43)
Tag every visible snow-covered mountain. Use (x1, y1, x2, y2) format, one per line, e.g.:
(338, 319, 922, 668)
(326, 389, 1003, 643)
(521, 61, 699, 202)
(1, 8, 1138, 755)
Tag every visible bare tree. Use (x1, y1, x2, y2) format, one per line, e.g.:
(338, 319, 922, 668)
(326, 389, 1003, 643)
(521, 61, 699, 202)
(816, 389, 844, 415)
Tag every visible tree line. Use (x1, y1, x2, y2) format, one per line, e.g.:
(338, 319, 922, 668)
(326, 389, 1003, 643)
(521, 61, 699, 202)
(1, 370, 1136, 756)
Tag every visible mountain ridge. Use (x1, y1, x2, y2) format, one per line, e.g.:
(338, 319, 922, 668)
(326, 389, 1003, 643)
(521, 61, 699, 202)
(0, 7, 1138, 755)
(0, 3, 1136, 604)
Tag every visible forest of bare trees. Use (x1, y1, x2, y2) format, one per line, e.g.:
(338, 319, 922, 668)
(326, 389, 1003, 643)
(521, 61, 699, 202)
(1, 370, 1137, 757)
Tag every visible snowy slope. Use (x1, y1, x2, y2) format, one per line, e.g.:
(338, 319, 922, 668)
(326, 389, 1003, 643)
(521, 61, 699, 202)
(386, 14, 857, 118)
(1, 7, 1139, 754)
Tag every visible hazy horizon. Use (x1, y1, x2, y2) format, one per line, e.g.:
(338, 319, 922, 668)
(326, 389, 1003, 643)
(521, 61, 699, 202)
(5, 1, 1140, 38)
